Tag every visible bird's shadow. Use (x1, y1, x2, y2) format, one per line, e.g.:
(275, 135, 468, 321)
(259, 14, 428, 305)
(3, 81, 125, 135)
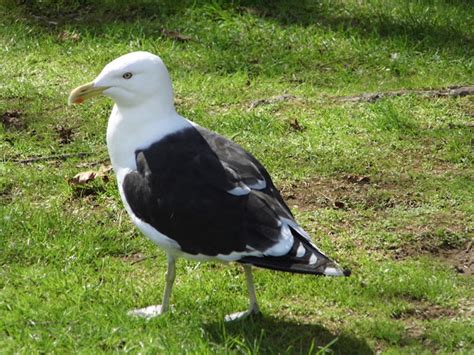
(203, 315, 373, 354)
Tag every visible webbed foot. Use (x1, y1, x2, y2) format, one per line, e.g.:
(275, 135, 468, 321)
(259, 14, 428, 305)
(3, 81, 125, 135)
(128, 305, 167, 319)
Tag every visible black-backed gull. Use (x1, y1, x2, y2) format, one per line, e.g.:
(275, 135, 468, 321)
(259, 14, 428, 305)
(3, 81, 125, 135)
(68, 51, 349, 321)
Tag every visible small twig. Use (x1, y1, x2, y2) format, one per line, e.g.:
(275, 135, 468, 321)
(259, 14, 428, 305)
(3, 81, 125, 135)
(131, 255, 159, 265)
(76, 158, 110, 168)
(332, 85, 474, 103)
(10, 152, 92, 164)
(317, 191, 333, 203)
(248, 94, 297, 110)
(465, 240, 473, 254)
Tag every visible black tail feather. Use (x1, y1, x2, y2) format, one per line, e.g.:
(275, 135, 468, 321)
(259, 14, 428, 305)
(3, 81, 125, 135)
(239, 228, 350, 276)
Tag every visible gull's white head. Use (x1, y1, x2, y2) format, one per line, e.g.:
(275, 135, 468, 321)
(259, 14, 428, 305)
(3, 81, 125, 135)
(68, 51, 174, 109)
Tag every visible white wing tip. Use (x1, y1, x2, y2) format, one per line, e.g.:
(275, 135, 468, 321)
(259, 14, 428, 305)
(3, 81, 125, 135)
(296, 244, 306, 258)
(324, 266, 345, 277)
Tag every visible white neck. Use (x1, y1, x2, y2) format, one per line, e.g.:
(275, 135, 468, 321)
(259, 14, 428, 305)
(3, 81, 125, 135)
(106, 100, 190, 174)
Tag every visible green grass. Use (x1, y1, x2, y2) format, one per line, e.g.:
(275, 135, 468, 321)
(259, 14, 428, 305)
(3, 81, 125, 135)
(1, 0, 473, 353)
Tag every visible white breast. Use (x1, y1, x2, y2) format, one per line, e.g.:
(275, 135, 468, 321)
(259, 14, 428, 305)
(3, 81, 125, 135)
(106, 103, 191, 255)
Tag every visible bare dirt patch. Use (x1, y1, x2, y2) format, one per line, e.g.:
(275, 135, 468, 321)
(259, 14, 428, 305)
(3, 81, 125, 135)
(55, 125, 75, 145)
(395, 298, 473, 350)
(438, 242, 473, 275)
(280, 175, 421, 211)
(392, 229, 472, 275)
(0, 182, 18, 204)
(392, 302, 458, 321)
(280, 176, 472, 273)
(1, 110, 26, 130)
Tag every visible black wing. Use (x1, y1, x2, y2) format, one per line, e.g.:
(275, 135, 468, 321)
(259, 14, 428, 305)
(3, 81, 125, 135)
(123, 125, 347, 276)
(193, 126, 293, 216)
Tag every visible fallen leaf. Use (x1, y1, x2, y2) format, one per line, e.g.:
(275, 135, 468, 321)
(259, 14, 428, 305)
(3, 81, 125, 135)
(69, 165, 112, 185)
(248, 94, 296, 110)
(58, 30, 80, 42)
(161, 28, 192, 42)
(70, 171, 97, 185)
(344, 174, 370, 184)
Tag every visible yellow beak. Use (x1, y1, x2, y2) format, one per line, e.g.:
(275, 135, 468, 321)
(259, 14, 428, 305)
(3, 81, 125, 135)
(68, 82, 110, 105)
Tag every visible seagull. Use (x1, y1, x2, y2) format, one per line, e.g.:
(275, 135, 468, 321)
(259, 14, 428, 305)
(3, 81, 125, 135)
(68, 51, 349, 321)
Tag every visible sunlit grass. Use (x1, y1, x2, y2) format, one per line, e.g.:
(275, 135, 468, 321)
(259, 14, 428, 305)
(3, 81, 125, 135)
(1, 1, 473, 353)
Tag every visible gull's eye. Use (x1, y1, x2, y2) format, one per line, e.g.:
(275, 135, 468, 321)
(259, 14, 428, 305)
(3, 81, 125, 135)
(122, 72, 133, 79)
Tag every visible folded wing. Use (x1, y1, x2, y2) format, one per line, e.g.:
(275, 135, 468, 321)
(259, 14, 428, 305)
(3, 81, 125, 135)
(123, 125, 347, 276)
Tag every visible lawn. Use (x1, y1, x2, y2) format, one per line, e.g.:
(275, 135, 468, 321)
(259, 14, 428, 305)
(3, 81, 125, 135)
(1, 0, 473, 353)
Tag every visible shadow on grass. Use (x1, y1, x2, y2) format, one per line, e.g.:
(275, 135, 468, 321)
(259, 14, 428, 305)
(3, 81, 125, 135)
(204, 315, 373, 354)
(7, 0, 473, 57)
